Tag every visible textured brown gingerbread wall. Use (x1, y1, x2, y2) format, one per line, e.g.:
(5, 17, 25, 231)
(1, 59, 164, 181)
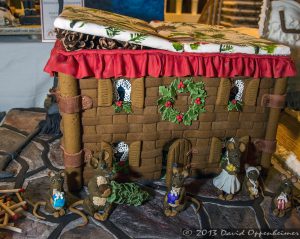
(78, 76, 274, 179)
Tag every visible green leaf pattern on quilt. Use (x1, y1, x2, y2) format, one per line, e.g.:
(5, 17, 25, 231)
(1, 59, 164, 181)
(194, 31, 207, 38)
(190, 43, 200, 50)
(129, 33, 147, 43)
(70, 20, 79, 28)
(211, 33, 225, 39)
(69, 20, 86, 28)
(172, 42, 184, 51)
(151, 21, 283, 54)
(220, 44, 234, 53)
(260, 44, 277, 54)
(78, 22, 85, 28)
(105, 26, 121, 37)
(61, 6, 287, 55)
(62, 6, 158, 35)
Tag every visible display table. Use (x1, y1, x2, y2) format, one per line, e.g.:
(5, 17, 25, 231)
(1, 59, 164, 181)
(0, 40, 54, 112)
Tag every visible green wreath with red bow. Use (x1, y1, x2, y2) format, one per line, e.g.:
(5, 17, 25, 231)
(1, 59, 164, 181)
(157, 78, 207, 126)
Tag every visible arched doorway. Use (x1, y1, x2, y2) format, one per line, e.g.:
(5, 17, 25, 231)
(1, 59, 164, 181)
(166, 138, 192, 188)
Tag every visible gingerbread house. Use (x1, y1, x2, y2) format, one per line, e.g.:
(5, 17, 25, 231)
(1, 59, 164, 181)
(44, 6, 296, 191)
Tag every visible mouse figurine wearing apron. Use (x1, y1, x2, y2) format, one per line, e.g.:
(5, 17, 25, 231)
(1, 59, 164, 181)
(213, 138, 247, 200)
(273, 175, 297, 217)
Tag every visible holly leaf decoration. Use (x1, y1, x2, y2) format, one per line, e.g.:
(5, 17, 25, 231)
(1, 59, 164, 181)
(113, 101, 132, 113)
(227, 100, 243, 112)
(113, 104, 122, 113)
(157, 98, 166, 106)
(157, 77, 207, 126)
(183, 114, 192, 126)
(123, 102, 132, 113)
(162, 107, 171, 120)
(159, 86, 171, 98)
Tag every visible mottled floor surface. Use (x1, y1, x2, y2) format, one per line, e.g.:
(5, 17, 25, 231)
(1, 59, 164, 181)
(1, 109, 300, 239)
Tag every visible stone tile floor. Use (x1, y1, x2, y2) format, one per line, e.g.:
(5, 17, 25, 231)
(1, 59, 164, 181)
(0, 109, 300, 239)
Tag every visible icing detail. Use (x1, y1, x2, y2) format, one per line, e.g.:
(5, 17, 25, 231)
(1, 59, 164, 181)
(97, 176, 108, 186)
(93, 196, 107, 206)
(167, 187, 180, 207)
(277, 192, 288, 210)
(52, 190, 65, 209)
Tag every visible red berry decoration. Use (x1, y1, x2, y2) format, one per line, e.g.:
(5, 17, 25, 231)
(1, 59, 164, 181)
(177, 81, 185, 89)
(165, 101, 172, 107)
(116, 101, 123, 107)
(176, 114, 183, 122)
(231, 99, 237, 104)
(195, 97, 201, 105)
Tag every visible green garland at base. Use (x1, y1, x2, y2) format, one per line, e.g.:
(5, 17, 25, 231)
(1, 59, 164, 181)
(107, 181, 150, 206)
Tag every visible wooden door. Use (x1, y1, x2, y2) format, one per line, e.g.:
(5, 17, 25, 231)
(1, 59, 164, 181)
(166, 138, 192, 188)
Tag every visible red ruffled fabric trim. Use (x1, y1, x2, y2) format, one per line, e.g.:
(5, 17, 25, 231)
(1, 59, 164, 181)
(44, 41, 296, 79)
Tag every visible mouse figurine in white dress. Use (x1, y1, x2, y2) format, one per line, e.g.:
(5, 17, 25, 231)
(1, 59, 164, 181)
(213, 138, 247, 200)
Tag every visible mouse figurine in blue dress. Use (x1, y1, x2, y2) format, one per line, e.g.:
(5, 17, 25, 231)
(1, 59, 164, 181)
(33, 171, 67, 219)
(52, 189, 66, 209)
(164, 164, 201, 217)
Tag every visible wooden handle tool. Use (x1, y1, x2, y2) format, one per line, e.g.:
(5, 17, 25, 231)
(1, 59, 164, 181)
(0, 201, 20, 221)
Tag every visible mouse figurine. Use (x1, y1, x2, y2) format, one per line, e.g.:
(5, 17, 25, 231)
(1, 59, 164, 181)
(213, 137, 247, 200)
(70, 150, 114, 224)
(70, 150, 150, 226)
(273, 174, 297, 217)
(33, 170, 66, 218)
(163, 164, 201, 217)
(243, 164, 261, 199)
(84, 150, 113, 221)
(32, 170, 87, 221)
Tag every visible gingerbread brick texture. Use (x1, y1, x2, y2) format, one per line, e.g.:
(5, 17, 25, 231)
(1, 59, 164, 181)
(57, 73, 285, 189)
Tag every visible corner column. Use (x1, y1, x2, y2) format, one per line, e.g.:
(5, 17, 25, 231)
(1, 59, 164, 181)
(261, 78, 287, 170)
(58, 73, 83, 191)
